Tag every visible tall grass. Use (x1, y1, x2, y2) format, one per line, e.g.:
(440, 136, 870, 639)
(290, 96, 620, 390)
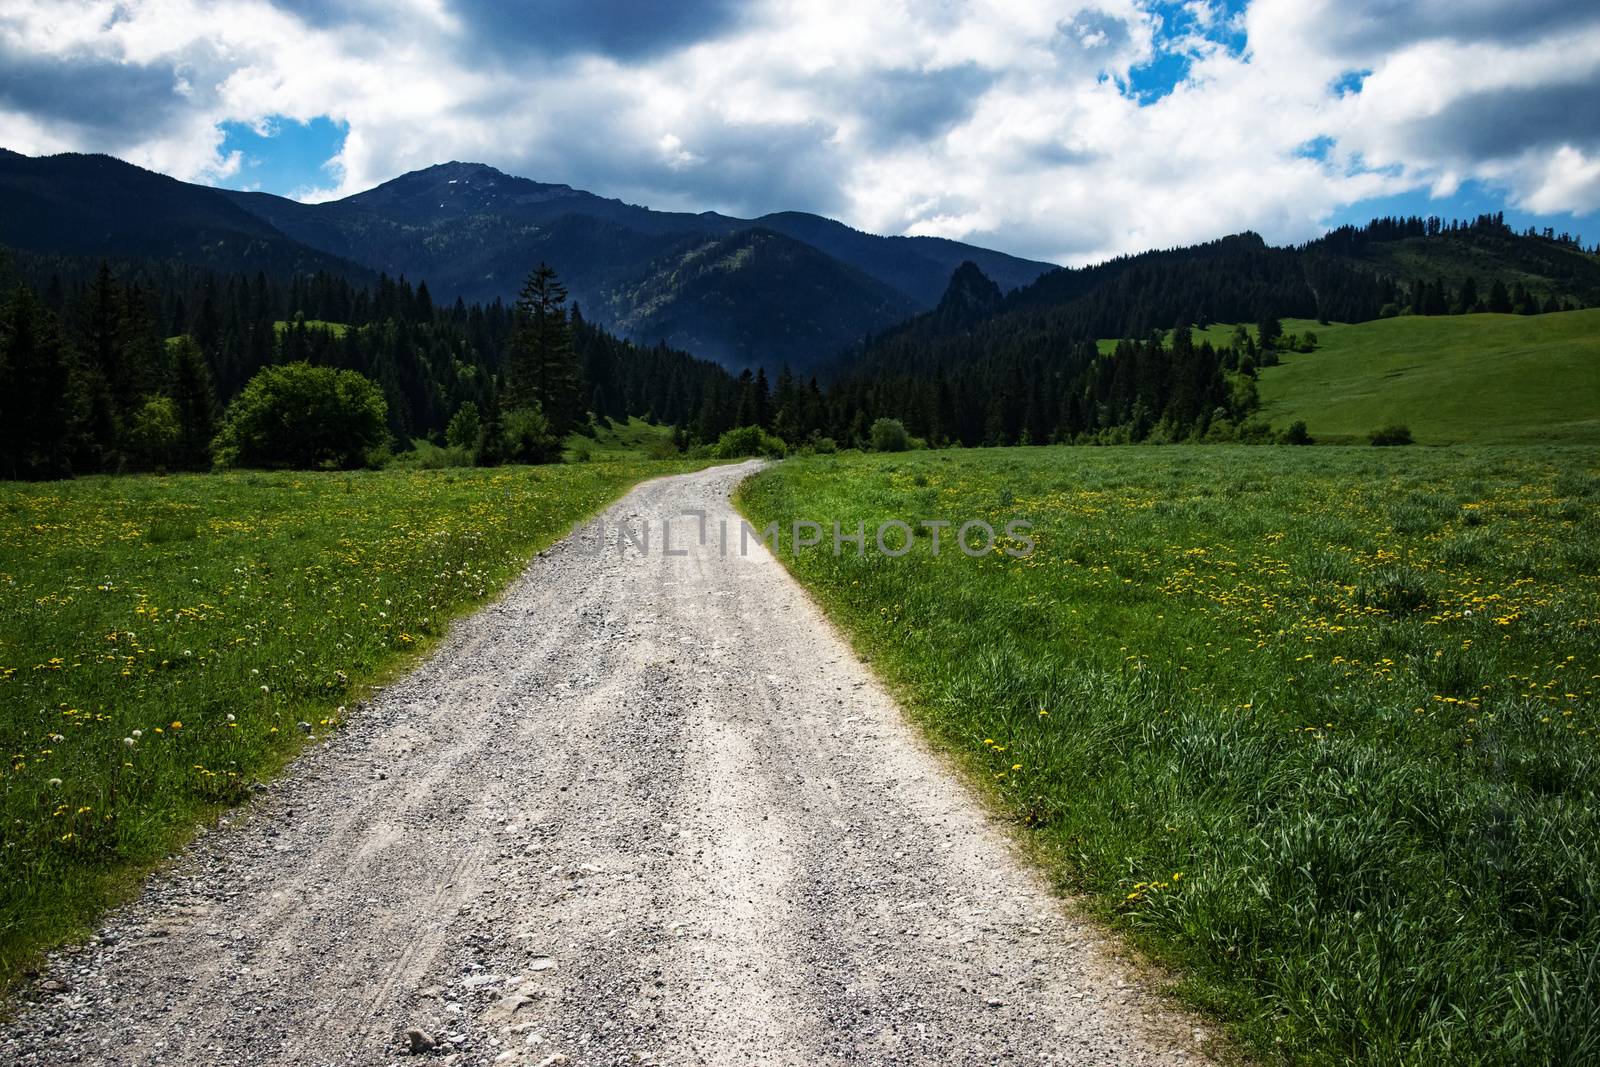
(739, 444, 1600, 1065)
(0, 458, 707, 985)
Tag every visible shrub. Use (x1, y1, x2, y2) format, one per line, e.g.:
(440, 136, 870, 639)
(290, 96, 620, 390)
(399, 440, 472, 469)
(1370, 424, 1414, 446)
(1282, 420, 1313, 445)
(213, 363, 388, 470)
(712, 424, 787, 459)
(645, 436, 681, 460)
(869, 417, 910, 452)
(444, 401, 480, 450)
(126, 395, 181, 469)
(502, 406, 561, 464)
(811, 435, 838, 454)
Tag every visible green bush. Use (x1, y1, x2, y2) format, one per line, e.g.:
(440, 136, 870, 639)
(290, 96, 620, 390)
(1281, 420, 1313, 445)
(712, 424, 787, 459)
(398, 440, 473, 469)
(1370, 424, 1415, 446)
(213, 363, 388, 470)
(444, 401, 480, 450)
(502, 406, 561, 464)
(126, 395, 181, 469)
(869, 417, 910, 452)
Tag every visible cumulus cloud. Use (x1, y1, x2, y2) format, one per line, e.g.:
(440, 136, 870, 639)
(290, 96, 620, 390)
(0, 0, 1596, 263)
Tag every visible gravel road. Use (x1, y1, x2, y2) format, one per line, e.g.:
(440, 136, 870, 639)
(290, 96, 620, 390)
(3, 462, 1216, 1066)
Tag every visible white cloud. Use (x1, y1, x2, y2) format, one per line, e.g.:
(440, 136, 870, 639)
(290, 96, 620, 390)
(0, 0, 1596, 264)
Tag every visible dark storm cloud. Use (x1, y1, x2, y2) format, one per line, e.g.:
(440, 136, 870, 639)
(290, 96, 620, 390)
(1400, 79, 1600, 162)
(841, 64, 997, 148)
(0, 43, 197, 141)
(628, 121, 850, 220)
(458, 0, 742, 58)
(1322, 0, 1600, 56)
(276, 0, 742, 59)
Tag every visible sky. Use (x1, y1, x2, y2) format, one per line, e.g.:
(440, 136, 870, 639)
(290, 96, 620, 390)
(2, 0, 1598, 266)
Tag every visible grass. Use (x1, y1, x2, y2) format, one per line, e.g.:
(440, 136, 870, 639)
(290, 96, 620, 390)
(564, 416, 677, 461)
(0, 457, 709, 986)
(1095, 309, 1600, 445)
(1260, 311, 1600, 444)
(271, 319, 349, 337)
(738, 444, 1600, 1066)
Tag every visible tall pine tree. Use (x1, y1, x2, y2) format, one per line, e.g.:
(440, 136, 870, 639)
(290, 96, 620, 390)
(507, 264, 585, 436)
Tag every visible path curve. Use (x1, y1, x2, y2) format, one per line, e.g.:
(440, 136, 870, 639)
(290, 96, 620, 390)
(3, 462, 1216, 1066)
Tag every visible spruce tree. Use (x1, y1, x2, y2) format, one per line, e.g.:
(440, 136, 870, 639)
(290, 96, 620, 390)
(0, 287, 72, 480)
(507, 264, 585, 436)
(169, 337, 218, 470)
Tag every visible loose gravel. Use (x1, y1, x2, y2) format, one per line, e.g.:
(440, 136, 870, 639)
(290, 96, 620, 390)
(2, 462, 1218, 1066)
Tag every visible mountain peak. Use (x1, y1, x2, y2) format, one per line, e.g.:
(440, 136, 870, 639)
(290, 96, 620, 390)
(931, 261, 1003, 329)
(343, 160, 582, 213)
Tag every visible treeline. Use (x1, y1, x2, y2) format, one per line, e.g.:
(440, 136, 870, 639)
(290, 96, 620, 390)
(1310, 212, 1594, 257)
(0, 251, 736, 479)
(700, 326, 1264, 450)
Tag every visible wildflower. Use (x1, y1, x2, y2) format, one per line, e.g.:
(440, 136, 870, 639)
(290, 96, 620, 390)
(171, 721, 182, 730)
(47, 777, 61, 788)
(123, 737, 136, 747)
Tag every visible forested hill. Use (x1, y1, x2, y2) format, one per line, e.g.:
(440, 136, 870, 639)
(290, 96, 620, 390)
(0, 245, 744, 480)
(216, 160, 1052, 371)
(850, 214, 1600, 379)
(0, 150, 370, 281)
(800, 214, 1599, 451)
(0, 150, 1053, 373)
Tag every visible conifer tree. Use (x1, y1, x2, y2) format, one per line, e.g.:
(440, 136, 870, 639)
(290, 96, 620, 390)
(169, 336, 218, 470)
(0, 287, 72, 480)
(507, 263, 585, 436)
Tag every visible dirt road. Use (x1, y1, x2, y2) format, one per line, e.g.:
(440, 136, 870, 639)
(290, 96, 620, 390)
(3, 462, 1214, 1066)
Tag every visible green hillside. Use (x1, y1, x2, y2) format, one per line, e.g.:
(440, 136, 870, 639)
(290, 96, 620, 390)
(1255, 309, 1600, 444)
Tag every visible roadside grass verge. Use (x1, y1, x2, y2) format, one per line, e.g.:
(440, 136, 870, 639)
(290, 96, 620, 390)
(0, 458, 708, 988)
(738, 444, 1600, 1066)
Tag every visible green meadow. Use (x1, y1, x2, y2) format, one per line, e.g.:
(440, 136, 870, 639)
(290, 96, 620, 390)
(1260, 310, 1600, 444)
(0, 458, 706, 986)
(1096, 309, 1600, 444)
(739, 444, 1600, 1066)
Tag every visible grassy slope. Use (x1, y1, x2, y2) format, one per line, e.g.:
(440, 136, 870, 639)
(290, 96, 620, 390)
(564, 416, 675, 461)
(1258, 310, 1600, 444)
(739, 445, 1600, 1066)
(0, 458, 709, 986)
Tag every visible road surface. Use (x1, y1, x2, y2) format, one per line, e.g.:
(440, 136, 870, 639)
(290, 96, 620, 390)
(3, 462, 1216, 1066)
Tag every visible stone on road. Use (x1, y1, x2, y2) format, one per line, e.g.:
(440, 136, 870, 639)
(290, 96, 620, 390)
(2, 462, 1215, 1066)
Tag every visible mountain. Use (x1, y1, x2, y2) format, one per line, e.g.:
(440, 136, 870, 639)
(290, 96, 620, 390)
(214, 160, 1055, 369)
(0, 149, 368, 280)
(597, 228, 919, 369)
(0, 150, 1054, 373)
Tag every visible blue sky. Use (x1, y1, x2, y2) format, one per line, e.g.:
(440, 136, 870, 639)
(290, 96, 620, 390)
(217, 116, 347, 198)
(2, 0, 1598, 263)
